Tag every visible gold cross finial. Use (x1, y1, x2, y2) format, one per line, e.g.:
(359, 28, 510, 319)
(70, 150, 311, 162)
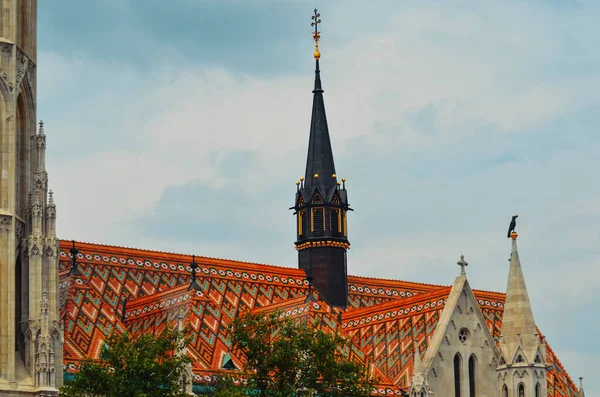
(311, 9, 321, 59)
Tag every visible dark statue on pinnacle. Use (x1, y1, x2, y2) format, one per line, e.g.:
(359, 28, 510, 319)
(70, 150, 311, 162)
(507, 214, 518, 238)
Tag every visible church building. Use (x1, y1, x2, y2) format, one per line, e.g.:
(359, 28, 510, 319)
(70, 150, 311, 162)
(0, 2, 584, 396)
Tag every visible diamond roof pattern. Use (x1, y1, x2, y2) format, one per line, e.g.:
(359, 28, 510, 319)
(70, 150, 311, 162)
(58, 240, 578, 396)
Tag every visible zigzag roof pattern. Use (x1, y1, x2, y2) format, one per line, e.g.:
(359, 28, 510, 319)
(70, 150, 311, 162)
(58, 240, 578, 396)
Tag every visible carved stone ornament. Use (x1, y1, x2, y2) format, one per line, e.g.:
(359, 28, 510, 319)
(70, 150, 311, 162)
(15, 50, 30, 95)
(0, 215, 11, 231)
(1, 43, 12, 53)
(31, 201, 43, 218)
(0, 68, 13, 92)
(29, 242, 41, 257)
(36, 133, 46, 149)
(33, 171, 48, 191)
(44, 245, 55, 258)
(46, 203, 56, 219)
(41, 291, 49, 313)
(15, 219, 25, 239)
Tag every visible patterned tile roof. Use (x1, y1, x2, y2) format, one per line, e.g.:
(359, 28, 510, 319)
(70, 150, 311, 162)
(58, 240, 578, 396)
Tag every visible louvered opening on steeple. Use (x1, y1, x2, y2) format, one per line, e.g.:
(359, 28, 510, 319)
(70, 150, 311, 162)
(312, 207, 325, 236)
(330, 208, 341, 236)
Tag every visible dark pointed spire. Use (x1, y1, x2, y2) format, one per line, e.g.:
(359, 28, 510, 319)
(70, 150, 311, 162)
(304, 11, 336, 194)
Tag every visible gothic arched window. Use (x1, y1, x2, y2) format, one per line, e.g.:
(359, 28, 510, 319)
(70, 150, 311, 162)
(454, 353, 462, 397)
(535, 383, 541, 397)
(519, 383, 525, 397)
(503, 384, 508, 397)
(468, 355, 476, 397)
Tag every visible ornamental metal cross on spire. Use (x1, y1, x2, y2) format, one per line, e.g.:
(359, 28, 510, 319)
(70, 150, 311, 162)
(457, 254, 468, 275)
(188, 255, 201, 291)
(311, 9, 321, 59)
(68, 240, 81, 276)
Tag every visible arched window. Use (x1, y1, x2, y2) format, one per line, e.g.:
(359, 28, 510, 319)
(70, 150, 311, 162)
(454, 353, 462, 397)
(519, 383, 525, 397)
(535, 382, 541, 397)
(502, 384, 508, 397)
(468, 355, 476, 397)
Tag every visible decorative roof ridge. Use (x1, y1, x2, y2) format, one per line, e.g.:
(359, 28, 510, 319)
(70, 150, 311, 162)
(343, 287, 452, 320)
(472, 289, 506, 300)
(58, 240, 472, 290)
(347, 274, 446, 289)
(125, 285, 196, 309)
(249, 296, 309, 314)
(58, 240, 510, 298)
(59, 239, 306, 274)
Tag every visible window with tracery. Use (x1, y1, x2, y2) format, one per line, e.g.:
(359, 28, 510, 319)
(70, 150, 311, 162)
(458, 328, 470, 344)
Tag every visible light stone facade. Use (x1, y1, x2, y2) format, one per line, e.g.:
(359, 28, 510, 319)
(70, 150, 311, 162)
(408, 236, 554, 397)
(0, 1, 63, 396)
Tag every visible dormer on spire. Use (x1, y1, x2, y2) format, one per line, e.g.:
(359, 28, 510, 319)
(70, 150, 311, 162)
(291, 10, 351, 308)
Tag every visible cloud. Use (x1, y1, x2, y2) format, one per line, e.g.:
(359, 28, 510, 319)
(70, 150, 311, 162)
(39, 0, 600, 392)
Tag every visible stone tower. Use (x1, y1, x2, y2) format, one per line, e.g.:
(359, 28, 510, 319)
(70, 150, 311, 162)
(291, 10, 351, 308)
(0, 1, 63, 395)
(496, 233, 549, 397)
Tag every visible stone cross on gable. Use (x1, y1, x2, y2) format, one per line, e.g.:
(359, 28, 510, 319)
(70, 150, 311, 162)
(457, 254, 468, 275)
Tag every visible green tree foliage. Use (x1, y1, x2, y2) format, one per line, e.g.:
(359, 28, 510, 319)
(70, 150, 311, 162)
(60, 326, 192, 397)
(203, 311, 375, 397)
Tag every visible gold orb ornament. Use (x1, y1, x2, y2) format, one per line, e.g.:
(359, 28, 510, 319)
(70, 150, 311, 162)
(314, 173, 319, 179)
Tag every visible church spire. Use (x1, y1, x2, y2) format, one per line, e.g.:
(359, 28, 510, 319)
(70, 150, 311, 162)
(500, 232, 538, 360)
(304, 9, 336, 195)
(291, 10, 351, 308)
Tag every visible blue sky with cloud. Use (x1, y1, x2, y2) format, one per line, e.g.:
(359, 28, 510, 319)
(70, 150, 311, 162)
(38, 1, 598, 393)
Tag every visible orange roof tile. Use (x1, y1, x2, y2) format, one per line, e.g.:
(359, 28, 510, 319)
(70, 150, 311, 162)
(58, 240, 578, 396)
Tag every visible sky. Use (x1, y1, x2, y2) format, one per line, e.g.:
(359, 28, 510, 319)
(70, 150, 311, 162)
(38, 0, 598, 394)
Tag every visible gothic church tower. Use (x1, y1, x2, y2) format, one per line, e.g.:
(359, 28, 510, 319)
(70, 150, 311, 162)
(292, 10, 351, 308)
(0, 1, 63, 395)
